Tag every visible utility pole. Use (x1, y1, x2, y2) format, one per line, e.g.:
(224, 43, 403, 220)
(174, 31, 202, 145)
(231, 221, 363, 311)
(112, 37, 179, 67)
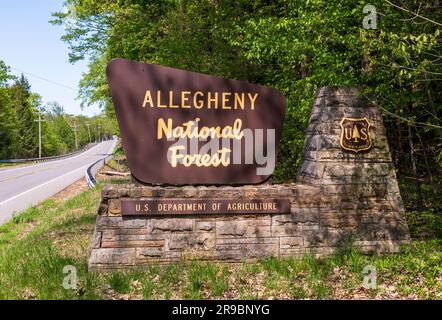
(86, 123, 92, 143)
(97, 124, 101, 142)
(72, 122, 79, 149)
(34, 108, 45, 158)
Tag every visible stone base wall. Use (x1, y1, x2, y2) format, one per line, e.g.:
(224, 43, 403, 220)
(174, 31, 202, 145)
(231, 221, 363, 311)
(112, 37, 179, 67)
(88, 87, 410, 270)
(88, 183, 409, 270)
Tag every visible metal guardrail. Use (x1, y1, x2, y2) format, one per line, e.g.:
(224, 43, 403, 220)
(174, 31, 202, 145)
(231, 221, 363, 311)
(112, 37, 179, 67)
(86, 138, 119, 188)
(0, 143, 98, 164)
(85, 153, 115, 189)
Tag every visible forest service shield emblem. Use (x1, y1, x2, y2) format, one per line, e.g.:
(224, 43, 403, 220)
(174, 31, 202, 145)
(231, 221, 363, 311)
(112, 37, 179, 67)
(340, 117, 372, 152)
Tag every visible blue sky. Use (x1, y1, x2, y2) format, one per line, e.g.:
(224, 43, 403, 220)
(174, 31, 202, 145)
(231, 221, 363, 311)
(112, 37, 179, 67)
(0, 0, 101, 116)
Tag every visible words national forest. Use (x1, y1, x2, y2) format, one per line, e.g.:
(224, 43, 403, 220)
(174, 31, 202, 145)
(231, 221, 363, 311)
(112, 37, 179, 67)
(0, 0, 440, 306)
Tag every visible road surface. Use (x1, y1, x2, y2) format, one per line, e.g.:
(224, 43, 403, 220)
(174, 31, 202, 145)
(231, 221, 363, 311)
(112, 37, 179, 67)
(0, 139, 117, 225)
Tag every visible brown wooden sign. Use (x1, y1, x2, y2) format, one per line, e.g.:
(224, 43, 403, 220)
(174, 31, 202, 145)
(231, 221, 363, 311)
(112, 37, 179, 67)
(121, 198, 291, 216)
(107, 58, 286, 185)
(340, 117, 372, 153)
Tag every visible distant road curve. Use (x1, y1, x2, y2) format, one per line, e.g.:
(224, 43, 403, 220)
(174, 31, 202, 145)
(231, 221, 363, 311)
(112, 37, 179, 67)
(0, 139, 117, 225)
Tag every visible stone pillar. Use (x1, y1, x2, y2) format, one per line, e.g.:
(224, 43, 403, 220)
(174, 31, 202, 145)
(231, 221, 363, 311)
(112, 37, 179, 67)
(298, 87, 410, 247)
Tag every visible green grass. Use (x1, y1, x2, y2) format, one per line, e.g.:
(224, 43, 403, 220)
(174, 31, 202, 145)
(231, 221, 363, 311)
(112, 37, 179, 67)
(106, 142, 128, 173)
(0, 184, 440, 299)
(106, 158, 128, 173)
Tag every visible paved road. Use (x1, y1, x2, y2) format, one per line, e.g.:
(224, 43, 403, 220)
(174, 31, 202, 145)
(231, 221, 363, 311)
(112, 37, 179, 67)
(0, 139, 117, 225)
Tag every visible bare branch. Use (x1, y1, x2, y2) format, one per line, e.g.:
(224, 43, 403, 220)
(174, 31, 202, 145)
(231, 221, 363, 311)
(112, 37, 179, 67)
(385, 0, 442, 26)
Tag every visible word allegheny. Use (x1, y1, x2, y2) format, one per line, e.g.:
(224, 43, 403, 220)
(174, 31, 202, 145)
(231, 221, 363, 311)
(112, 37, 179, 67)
(142, 90, 259, 110)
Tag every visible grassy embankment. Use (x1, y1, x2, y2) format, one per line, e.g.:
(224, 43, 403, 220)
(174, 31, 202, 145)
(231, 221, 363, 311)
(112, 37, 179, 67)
(0, 162, 29, 169)
(0, 175, 440, 299)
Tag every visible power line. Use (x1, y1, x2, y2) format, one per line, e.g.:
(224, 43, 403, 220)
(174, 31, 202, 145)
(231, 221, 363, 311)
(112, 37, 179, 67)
(9, 66, 77, 91)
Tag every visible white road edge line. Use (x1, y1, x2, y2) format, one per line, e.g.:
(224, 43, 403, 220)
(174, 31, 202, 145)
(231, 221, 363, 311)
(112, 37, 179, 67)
(0, 164, 88, 207)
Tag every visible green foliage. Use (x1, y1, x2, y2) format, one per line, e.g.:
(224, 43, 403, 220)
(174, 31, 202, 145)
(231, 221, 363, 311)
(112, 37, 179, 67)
(407, 208, 442, 239)
(107, 272, 132, 294)
(400, 177, 442, 239)
(12, 207, 39, 224)
(0, 71, 33, 159)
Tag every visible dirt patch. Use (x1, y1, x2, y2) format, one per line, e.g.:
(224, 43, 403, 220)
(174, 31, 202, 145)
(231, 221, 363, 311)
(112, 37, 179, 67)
(51, 178, 89, 203)
(16, 221, 40, 240)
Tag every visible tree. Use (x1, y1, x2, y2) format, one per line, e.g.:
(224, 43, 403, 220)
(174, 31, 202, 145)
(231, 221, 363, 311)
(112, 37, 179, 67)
(46, 101, 75, 154)
(353, 126, 360, 142)
(0, 60, 18, 159)
(10, 74, 38, 158)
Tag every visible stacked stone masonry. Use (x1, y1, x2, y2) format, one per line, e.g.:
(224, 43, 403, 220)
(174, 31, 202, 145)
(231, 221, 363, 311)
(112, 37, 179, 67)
(88, 87, 410, 270)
